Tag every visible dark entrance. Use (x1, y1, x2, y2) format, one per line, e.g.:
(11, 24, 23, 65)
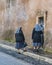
(38, 17, 44, 25)
(38, 16, 44, 47)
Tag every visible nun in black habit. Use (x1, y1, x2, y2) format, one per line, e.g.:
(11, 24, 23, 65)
(32, 24, 43, 51)
(15, 27, 27, 52)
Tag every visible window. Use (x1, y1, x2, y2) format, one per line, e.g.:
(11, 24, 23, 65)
(6, 0, 10, 8)
(10, 0, 16, 6)
(6, 0, 16, 8)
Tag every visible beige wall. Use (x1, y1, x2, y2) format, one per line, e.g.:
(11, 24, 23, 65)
(0, 0, 52, 49)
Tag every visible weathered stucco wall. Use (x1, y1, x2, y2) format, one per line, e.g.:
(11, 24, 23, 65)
(0, 0, 52, 50)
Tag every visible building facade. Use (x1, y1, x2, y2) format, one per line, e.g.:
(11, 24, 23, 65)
(0, 0, 52, 50)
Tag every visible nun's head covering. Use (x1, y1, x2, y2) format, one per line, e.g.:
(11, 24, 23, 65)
(40, 23, 44, 31)
(15, 27, 22, 33)
(35, 24, 42, 31)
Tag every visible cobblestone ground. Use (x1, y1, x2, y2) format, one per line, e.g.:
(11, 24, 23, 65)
(0, 46, 52, 65)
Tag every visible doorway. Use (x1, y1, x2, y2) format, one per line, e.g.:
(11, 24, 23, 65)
(38, 17, 44, 25)
(38, 16, 44, 47)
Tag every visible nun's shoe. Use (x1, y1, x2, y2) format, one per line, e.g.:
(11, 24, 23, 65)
(23, 49, 27, 52)
(17, 49, 21, 54)
(36, 49, 39, 52)
(18, 52, 21, 54)
(33, 49, 37, 52)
